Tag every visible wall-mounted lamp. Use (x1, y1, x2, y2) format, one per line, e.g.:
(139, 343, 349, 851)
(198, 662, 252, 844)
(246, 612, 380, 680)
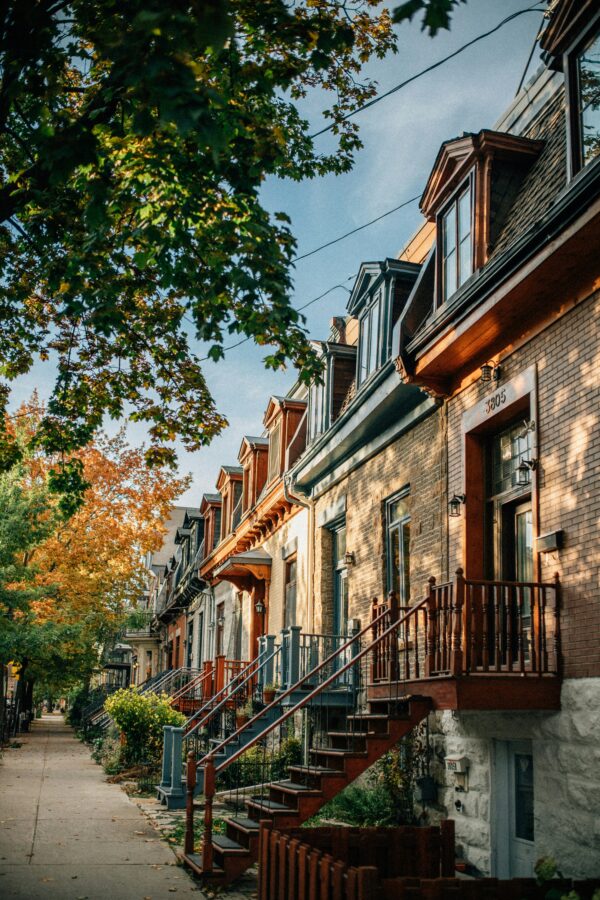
(448, 494, 466, 518)
(517, 458, 538, 486)
(216, 615, 225, 627)
(344, 550, 356, 566)
(480, 362, 501, 383)
(255, 598, 266, 615)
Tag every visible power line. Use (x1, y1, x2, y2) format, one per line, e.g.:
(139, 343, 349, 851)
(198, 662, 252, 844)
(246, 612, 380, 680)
(293, 194, 420, 262)
(198, 276, 355, 361)
(514, 16, 544, 96)
(310, 5, 546, 139)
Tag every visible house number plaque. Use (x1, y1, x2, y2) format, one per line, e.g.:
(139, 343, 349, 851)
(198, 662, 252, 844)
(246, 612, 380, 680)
(484, 388, 507, 416)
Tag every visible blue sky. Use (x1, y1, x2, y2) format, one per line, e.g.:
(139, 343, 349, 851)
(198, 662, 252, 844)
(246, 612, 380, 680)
(10, 1, 546, 506)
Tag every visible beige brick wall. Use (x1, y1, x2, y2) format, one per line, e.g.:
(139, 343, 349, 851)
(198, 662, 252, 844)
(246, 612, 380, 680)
(446, 289, 600, 678)
(313, 408, 447, 633)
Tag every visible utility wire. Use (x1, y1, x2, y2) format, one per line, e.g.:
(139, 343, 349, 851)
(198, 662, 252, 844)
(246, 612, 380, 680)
(514, 15, 545, 96)
(310, 5, 547, 139)
(293, 194, 420, 262)
(198, 277, 355, 361)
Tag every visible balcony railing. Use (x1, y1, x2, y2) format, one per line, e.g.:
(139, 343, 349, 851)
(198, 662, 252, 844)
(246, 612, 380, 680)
(371, 569, 560, 683)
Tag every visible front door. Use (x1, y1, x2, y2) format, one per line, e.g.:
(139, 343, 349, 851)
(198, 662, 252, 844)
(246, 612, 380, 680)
(494, 740, 535, 877)
(332, 523, 348, 636)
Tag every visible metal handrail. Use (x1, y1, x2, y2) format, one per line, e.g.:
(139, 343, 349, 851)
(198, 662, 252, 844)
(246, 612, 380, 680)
(186, 646, 281, 739)
(183, 650, 274, 733)
(204, 602, 405, 771)
(169, 667, 213, 703)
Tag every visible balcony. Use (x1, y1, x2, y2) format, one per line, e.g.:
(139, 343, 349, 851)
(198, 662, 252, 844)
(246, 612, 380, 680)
(368, 568, 561, 710)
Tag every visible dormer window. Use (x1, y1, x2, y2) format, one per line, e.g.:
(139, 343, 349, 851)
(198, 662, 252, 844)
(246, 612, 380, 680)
(357, 290, 381, 386)
(309, 379, 325, 441)
(420, 131, 542, 310)
(441, 181, 473, 304)
(540, 1, 600, 176)
(267, 418, 281, 484)
(573, 25, 600, 170)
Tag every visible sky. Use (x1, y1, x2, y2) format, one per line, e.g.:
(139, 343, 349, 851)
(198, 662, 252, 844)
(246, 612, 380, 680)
(10, 0, 547, 507)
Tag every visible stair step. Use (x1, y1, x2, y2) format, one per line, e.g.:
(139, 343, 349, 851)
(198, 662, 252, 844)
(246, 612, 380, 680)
(271, 780, 322, 796)
(309, 748, 367, 758)
(212, 835, 248, 855)
(179, 851, 225, 878)
(227, 817, 260, 834)
(288, 765, 345, 778)
(327, 731, 369, 739)
(246, 798, 296, 818)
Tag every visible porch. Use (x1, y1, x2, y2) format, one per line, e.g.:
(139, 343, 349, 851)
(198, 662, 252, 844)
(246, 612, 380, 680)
(368, 569, 561, 710)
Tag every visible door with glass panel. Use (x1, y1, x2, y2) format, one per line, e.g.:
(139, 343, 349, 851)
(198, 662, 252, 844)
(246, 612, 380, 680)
(487, 421, 534, 667)
(494, 740, 535, 877)
(386, 491, 410, 608)
(331, 522, 349, 677)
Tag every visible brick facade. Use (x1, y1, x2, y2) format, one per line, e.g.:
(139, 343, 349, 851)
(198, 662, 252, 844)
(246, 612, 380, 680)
(312, 407, 446, 633)
(447, 288, 600, 679)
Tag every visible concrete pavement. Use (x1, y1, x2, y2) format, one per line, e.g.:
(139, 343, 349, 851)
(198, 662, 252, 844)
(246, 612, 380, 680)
(0, 714, 200, 899)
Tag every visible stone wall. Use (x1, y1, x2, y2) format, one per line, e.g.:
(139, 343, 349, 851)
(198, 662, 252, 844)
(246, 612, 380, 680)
(433, 678, 600, 878)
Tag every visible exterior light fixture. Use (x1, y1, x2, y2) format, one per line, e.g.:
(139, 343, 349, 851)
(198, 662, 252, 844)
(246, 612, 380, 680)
(344, 550, 356, 566)
(216, 614, 225, 627)
(480, 362, 502, 383)
(517, 459, 537, 486)
(255, 598, 266, 615)
(449, 494, 466, 517)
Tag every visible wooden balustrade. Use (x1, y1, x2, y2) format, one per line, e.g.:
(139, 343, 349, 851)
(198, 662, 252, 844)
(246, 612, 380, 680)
(371, 570, 561, 684)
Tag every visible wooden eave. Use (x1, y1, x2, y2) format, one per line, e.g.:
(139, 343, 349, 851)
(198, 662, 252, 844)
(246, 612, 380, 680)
(199, 494, 221, 516)
(238, 435, 268, 464)
(263, 395, 307, 430)
(420, 131, 544, 220)
(200, 479, 297, 582)
(407, 189, 600, 396)
(540, 0, 600, 65)
(215, 466, 243, 492)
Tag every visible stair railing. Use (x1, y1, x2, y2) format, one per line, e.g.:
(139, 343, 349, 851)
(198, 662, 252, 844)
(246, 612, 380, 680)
(198, 594, 430, 873)
(159, 644, 280, 801)
(169, 667, 214, 710)
(183, 644, 282, 762)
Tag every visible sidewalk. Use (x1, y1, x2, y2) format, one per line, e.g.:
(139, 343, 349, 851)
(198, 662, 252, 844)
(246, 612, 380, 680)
(0, 714, 199, 900)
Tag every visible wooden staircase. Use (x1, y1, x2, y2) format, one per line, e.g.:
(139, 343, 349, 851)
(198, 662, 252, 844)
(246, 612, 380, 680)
(182, 694, 431, 885)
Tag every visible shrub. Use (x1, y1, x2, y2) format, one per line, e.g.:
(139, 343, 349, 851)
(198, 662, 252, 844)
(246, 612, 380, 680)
(104, 689, 185, 766)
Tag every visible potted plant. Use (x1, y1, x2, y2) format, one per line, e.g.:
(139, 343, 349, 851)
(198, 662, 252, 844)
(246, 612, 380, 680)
(235, 698, 254, 730)
(263, 682, 279, 704)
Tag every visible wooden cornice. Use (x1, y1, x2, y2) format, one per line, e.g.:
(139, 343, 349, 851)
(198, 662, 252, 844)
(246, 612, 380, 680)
(540, 0, 600, 64)
(263, 395, 307, 430)
(420, 131, 544, 220)
(200, 479, 300, 582)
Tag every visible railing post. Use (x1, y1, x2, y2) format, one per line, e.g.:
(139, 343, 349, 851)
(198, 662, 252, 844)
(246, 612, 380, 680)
(184, 751, 196, 856)
(170, 726, 185, 798)
(426, 577, 437, 677)
(387, 591, 399, 681)
(260, 635, 276, 687)
(280, 628, 290, 689)
(451, 568, 465, 676)
(160, 726, 173, 789)
(553, 572, 562, 676)
(215, 655, 225, 693)
(202, 759, 216, 874)
(288, 626, 302, 685)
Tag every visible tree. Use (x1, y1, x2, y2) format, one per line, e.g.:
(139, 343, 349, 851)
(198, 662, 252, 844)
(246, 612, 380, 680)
(0, 398, 191, 699)
(0, 0, 398, 477)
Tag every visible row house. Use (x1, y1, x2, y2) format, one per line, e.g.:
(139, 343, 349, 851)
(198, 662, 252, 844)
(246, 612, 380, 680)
(179, 2, 599, 886)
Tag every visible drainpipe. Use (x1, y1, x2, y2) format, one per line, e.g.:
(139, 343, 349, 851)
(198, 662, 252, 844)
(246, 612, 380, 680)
(284, 473, 316, 633)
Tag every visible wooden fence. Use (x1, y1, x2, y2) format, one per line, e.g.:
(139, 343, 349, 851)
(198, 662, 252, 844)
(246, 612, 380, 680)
(258, 821, 455, 900)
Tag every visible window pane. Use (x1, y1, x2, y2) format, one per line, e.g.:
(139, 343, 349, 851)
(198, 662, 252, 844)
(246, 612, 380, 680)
(333, 524, 346, 565)
(389, 526, 400, 597)
(368, 298, 380, 378)
(514, 753, 534, 841)
(444, 249, 457, 302)
(578, 32, 600, 166)
(358, 313, 370, 384)
(443, 206, 456, 257)
(458, 189, 471, 241)
(388, 495, 409, 524)
(401, 521, 411, 604)
(459, 235, 472, 286)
